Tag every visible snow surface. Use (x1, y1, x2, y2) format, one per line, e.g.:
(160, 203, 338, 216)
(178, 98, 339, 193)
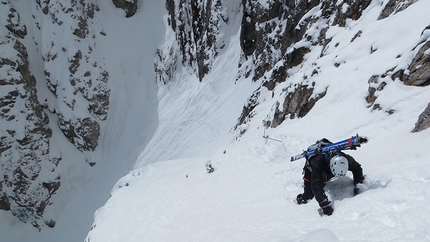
(86, 0, 430, 242)
(1, 0, 430, 241)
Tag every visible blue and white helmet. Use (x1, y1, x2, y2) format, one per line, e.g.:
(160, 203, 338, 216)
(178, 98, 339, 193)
(330, 155, 348, 178)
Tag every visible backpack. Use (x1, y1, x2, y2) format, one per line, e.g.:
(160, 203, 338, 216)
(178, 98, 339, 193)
(304, 138, 333, 171)
(306, 138, 332, 158)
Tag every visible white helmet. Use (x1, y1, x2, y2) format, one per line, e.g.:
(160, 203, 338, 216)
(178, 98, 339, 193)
(330, 155, 348, 178)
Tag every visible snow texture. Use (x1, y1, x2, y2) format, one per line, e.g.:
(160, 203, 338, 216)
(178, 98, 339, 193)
(1, 0, 430, 242)
(86, 1, 430, 242)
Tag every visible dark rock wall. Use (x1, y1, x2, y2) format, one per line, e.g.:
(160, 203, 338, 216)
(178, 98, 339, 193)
(1, 0, 429, 231)
(160, 0, 227, 82)
(112, 0, 139, 18)
(1, 0, 111, 229)
(156, 0, 429, 133)
(0, 1, 61, 229)
(35, 0, 110, 152)
(237, 0, 329, 130)
(235, 0, 429, 131)
(413, 102, 430, 132)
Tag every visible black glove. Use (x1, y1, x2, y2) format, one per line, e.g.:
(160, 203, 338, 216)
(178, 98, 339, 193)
(319, 199, 334, 216)
(354, 175, 365, 185)
(353, 176, 366, 196)
(296, 194, 311, 204)
(354, 185, 360, 196)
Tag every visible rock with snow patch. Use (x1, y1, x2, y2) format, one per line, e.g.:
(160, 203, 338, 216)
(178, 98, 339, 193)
(0, 2, 61, 229)
(378, 0, 419, 20)
(1, 0, 110, 229)
(36, 0, 110, 151)
(269, 84, 327, 128)
(5, 6, 27, 38)
(162, 0, 227, 82)
(58, 116, 100, 152)
(413, 102, 430, 132)
(112, 0, 138, 18)
(402, 40, 430, 87)
(332, 0, 372, 27)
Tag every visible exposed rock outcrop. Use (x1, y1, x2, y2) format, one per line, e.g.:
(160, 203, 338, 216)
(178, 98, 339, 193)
(365, 73, 389, 111)
(0, 2, 61, 229)
(331, 0, 372, 27)
(270, 85, 327, 128)
(378, 0, 418, 20)
(112, 0, 138, 18)
(413, 102, 430, 132)
(235, 89, 260, 133)
(35, 0, 110, 151)
(237, 0, 369, 130)
(157, 0, 428, 133)
(160, 0, 228, 82)
(1, 0, 109, 229)
(402, 39, 430, 87)
(365, 24, 430, 130)
(240, 0, 320, 82)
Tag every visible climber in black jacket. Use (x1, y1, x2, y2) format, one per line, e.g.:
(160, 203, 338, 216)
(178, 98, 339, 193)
(296, 142, 365, 216)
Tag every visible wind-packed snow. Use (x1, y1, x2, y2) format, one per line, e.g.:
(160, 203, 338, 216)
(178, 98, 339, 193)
(85, 1, 430, 242)
(2, 0, 430, 242)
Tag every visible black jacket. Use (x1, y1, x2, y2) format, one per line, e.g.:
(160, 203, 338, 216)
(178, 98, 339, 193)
(302, 152, 364, 206)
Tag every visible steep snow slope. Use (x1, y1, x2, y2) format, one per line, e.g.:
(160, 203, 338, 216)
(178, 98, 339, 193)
(86, 1, 430, 241)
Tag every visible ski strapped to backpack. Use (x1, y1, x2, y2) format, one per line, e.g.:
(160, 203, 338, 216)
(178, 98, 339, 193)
(290, 134, 368, 162)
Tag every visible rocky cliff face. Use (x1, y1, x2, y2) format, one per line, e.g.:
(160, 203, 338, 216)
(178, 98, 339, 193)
(35, 0, 110, 152)
(155, 0, 429, 134)
(0, 0, 109, 229)
(156, 0, 228, 83)
(237, 0, 429, 131)
(1, 1, 59, 229)
(1, 0, 429, 232)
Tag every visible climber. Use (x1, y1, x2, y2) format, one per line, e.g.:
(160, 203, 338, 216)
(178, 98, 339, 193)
(295, 138, 365, 216)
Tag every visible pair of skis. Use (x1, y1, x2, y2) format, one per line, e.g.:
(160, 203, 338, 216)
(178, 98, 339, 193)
(290, 134, 368, 162)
